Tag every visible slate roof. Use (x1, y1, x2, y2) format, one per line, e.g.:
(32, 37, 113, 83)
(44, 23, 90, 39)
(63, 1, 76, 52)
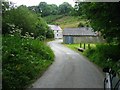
(48, 25, 62, 31)
(63, 27, 97, 36)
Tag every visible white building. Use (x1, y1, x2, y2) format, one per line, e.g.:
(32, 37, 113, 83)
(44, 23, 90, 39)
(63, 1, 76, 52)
(48, 25, 63, 39)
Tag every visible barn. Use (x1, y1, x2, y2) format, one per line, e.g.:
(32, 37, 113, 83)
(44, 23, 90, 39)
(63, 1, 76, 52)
(48, 24, 62, 39)
(63, 27, 105, 44)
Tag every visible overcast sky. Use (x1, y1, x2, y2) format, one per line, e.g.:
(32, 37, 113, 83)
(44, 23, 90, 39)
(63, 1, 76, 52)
(8, 0, 76, 7)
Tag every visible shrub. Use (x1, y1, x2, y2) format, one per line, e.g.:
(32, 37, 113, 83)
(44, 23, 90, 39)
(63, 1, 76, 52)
(2, 5, 50, 38)
(46, 30, 54, 38)
(83, 44, 120, 73)
(78, 22, 85, 27)
(2, 34, 54, 89)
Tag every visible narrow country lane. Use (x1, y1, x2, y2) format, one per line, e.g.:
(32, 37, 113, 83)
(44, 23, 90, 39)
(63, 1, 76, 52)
(32, 39, 104, 88)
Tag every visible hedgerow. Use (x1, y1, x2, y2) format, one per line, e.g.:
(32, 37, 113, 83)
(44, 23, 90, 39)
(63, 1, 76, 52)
(83, 44, 120, 74)
(2, 30, 54, 89)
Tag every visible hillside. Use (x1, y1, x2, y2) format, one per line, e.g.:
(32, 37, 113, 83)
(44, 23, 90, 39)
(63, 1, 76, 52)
(43, 15, 87, 29)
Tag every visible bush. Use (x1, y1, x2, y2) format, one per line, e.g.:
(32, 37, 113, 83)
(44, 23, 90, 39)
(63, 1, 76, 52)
(2, 34, 54, 89)
(46, 30, 54, 38)
(78, 22, 85, 27)
(83, 44, 120, 73)
(2, 5, 49, 38)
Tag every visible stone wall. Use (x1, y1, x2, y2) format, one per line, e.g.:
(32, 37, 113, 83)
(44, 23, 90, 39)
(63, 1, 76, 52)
(63, 35, 106, 44)
(74, 36, 106, 43)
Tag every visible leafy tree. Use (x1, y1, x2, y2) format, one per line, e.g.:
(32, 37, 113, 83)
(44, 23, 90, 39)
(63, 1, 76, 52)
(58, 2, 73, 15)
(2, 5, 51, 38)
(28, 4, 58, 16)
(76, 2, 85, 16)
(49, 4, 58, 15)
(80, 2, 120, 45)
(28, 2, 74, 16)
(46, 29, 54, 38)
(28, 6, 37, 13)
(37, 2, 52, 16)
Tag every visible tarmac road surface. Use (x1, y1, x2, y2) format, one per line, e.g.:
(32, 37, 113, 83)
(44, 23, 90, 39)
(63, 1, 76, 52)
(32, 39, 104, 88)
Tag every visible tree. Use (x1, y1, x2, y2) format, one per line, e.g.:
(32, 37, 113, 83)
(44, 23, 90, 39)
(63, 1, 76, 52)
(58, 2, 73, 15)
(37, 2, 52, 16)
(49, 4, 58, 15)
(46, 29, 54, 38)
(80, 2, 120, 45)
(2, 5, 51, 38)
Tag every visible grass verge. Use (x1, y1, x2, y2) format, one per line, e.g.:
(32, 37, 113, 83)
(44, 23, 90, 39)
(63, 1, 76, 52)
(65, 43, 96, 51)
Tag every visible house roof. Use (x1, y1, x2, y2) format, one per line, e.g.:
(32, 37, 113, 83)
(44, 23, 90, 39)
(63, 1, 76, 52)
(63, 27, 97, 36)
(48, 25, 62, 31)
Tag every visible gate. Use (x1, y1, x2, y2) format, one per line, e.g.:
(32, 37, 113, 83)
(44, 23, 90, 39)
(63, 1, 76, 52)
(65, 36, 73, 44)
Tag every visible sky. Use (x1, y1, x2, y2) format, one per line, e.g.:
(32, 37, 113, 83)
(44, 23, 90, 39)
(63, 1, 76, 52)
(8, 0, 76, 7)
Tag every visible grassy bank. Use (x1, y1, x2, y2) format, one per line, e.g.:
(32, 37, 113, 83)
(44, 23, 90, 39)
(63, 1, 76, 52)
(54, 16, 80, 29)
(2, 35, 54, 89)
(83, 44, 120, 73)
(43, 15, 86, 29)
(43, 15, 64, 24)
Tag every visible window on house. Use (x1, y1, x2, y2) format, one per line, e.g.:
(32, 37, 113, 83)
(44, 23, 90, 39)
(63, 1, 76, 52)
(57, 34, 58, 36)
(57, 30, 58, 32)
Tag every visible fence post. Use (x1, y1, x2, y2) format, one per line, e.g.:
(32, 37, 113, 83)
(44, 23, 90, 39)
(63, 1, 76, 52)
(84, 43, 85, 49)
(80, 43, 82, 48)
(88, 44, 90, 49)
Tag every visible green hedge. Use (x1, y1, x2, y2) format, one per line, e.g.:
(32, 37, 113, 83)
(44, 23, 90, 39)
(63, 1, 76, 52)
(83, 44, 120, 73)
(2, 35, 54, 89)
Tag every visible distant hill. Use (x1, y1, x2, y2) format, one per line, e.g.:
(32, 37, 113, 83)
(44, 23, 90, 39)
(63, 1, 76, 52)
(43, 15, 87, 29)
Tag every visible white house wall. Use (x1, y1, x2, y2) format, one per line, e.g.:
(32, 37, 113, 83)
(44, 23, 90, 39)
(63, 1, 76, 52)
(54, 30, 63, 39)
(48, 24, 63, 39)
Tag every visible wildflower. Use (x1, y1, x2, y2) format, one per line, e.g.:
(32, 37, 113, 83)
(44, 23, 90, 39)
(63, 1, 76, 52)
(18, 29, 21, 33)
(22, 43, 24, 46)
(30, 55, 33, 58)
(30, 61, 33, 64)
(31, 33, 34, 35)
(30, 37, 34, 39)
(10, 31, 13, 34)
(12, 30, 15, 33)
(27, 42, 29, 45)
(11, 54, 15, 57)
(10, 35, 14, 37)
(25, 32, 29, 35)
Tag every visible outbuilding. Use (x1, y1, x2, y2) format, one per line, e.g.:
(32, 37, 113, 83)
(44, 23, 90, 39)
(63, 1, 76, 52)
(63, 27, 105, 44)
(48, 24, 62, 39)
